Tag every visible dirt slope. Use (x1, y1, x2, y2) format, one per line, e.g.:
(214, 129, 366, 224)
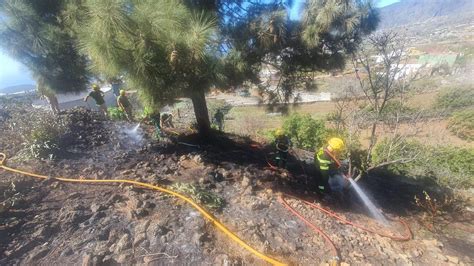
(0, 109, 473, 265)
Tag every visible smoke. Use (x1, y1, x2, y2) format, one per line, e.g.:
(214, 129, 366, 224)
(122, 123, 144, 143)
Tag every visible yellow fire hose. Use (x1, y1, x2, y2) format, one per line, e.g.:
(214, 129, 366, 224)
(0, 153, 285, 266)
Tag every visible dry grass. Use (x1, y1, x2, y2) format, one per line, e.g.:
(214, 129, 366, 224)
(225, 101, 334, 137)
(225, 91, 473, 148)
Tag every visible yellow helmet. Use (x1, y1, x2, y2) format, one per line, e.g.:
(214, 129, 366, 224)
(92, 84, 100, 91)
(275, 129, 285, 137)
(120, 89, 126, 96)
(328, 137, 345, 152)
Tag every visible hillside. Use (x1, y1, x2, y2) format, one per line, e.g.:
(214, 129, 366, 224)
(0, 1, 473, 265)
(379, 0, 474, 28)
(0, 103, 473, 265)
(0, 84, 35, 94)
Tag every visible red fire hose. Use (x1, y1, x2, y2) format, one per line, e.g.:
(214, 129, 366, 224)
(279, 193, 412, 262)
(252, 140, 412, 263)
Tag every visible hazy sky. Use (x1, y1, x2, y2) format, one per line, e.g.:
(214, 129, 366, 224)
(0, 51, 35, 89)
(290, 0, 400, 19)
(0, 0, 400, 89)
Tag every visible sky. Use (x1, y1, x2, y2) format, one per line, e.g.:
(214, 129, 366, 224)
(0, 0, 400, 90)
(290, 0, 400, 20)
(0, 51, 35, 89)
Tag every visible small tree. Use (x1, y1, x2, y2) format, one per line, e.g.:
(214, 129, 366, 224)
(335, 31, 428, 179)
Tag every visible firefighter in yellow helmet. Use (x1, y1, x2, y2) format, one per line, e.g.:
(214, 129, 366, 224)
(117, 89, 133, 122)
(84, 84, 108, 118)
(275, 129, 292, 168)
(314, 137, 347, 193)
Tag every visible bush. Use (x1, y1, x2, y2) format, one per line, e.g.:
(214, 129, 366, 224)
(435, 87, 474, 110)
(170, 183, 225, 210)
(428, 146, 473, 188)
(414, 191, 468, 232)
(371, 138, 424, 168)
(282, 114, 328, 151)
(373, 139, 474, 189)
(447, 109, 474, 141)
(20, 113, 67, 159)
(108, 107, 126, 120)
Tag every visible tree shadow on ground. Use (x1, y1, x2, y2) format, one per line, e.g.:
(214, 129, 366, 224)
(151, 131, 455, 218)
(154, 130, 277, 167)
(359, 171, 452, 216)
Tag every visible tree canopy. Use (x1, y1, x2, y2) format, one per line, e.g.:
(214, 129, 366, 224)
(223, 0, 379, 107)
(0, 0, 379, 135)
(63, 0, 221, 134)
(0, 0, 89, 93)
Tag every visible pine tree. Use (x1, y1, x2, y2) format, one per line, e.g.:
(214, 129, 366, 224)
(65, 0, 219, 135)
(0, 0, 89, 93)
(1, 0, 379, 137)
(223, 0, 379, 109)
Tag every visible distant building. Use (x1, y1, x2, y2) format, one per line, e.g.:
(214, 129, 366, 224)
(394, 63, 424, 79)
(371, 50, 407, 64)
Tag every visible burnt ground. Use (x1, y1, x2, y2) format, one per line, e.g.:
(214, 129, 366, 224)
(0, 107, 473, 265)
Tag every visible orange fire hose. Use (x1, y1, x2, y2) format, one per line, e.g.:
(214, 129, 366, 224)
(0, 153, 285, 266)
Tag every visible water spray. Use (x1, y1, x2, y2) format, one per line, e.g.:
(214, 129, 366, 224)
(348, 178, 389, 226)
(131, 123, 140, 132)
(123, 123, 143, 143)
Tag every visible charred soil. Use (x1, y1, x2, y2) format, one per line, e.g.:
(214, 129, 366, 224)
(0, 107, 472, 265)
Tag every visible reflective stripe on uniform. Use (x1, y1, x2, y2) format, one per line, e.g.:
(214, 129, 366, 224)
(317, 148, 331, 170)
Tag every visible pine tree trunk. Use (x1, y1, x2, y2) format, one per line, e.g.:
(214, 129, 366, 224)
(190, 89, 211, 137)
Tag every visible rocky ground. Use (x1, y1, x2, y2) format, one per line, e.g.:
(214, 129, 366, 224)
(0, 106, 473, 265)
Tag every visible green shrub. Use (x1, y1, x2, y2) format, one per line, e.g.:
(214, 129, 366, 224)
(435, 147, 473, 175)
(427, 147, 473, 188)
(454, 53, 474, 69)
(371, 138, 424, 168)
(170, 183, 225, 210)
(447, 109, 474, 141)
(108, 107, 126, 120)
(373, 139, 474, 189)
(435, 87, 474, 110)
(282, 113, 328, 151)
(21, 113, 67, 159)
